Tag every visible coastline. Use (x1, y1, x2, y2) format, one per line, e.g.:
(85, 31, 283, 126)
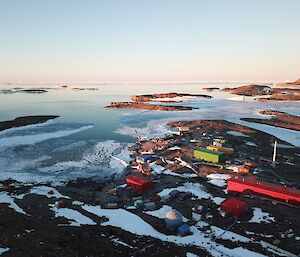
(0, 116, 59, 132)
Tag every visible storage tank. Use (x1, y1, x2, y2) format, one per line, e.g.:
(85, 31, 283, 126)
(165, 209, 183, 230)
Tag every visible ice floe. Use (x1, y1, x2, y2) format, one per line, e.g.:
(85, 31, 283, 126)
(233, 119, 300, 147)
(0, 139, 131, 184)
(0, 124, 94, 150)
(39, 140, 131, 177)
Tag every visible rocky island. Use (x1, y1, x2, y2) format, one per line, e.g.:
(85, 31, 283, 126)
(105, 102, 196, 111)
(241, 110, 300, 131)
(105, 92, 212, 111)
(0, 89, 48, 94)
(222, 84, 300, 101)
(131, 93, 212, 102)
(203, 87, 220, 92)
(0, 115, 59, 132)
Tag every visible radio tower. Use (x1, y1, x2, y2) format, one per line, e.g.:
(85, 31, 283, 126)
(271, 140, 277, 168)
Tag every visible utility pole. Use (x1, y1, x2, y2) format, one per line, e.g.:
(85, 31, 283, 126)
(272, 140, 277, 168)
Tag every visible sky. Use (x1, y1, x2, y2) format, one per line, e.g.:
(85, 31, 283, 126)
(0, 0, 299, 83)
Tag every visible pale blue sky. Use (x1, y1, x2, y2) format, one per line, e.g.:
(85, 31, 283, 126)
(0, 0, 299, 82)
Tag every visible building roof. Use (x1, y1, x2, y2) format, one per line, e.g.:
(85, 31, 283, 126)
(195, 147, 224, 156)
(229, 178, 300, 198)
(138, 154, 157, 161)
(221, 197, 247, 208)
(126, 175, 152, 186)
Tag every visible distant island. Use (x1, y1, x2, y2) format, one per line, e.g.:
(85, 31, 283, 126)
(106, 92, 211, 111)
(131, 93, 212, 102)
(0, 89, 48, 94)
(106, 102, 196, 111)
(222, 83, 300, 101)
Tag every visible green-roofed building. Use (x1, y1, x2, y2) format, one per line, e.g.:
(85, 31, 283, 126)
(194, 147, 226, 163)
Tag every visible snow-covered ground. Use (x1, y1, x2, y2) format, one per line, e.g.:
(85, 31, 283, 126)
(226, 130, 249, 137)
(145, 205, 189, 222)
(82, 204, 277, 257)
(206, 174, 231, 187)
(0, 192, 27, 215)
(250, 208, 275, 223)
(16, 186, 70, 200)
(50, 204, 96, 226)
(158, 183, 212, 200)
(0, 247, 9, 255)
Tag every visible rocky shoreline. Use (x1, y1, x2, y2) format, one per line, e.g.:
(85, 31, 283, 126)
(0, 115, 59, 132)
(106, 102, 197, 111)
(222, 84, 300, 101)
(105, 92, 213, 111)
(241, 110, 300, 131)
(131, 93, 212, 102)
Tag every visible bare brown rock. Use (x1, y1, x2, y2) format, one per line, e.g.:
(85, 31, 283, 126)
(167, 119, 255, 134)
(222, 85, 270, 96)
(105, 102, 196, 111)
(131, 93, 211, 102)
(0, 116, 59, 132)
(241, 110, 300, 131)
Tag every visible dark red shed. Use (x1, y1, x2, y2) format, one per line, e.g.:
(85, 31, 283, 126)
(220, 198, 248, 217)
(126, 175, 153, 191)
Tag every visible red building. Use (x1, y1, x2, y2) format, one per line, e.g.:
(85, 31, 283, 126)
(126, 175, 153, 191)
(220, 198, 248, 217)
(228, 178, 300, 206)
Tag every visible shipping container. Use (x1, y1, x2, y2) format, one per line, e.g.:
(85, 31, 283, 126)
(126, 175, 153, 191)
(194, 148, 226, 163)
(220, 198, 248, 217)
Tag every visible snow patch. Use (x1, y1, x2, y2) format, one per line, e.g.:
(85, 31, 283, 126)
(227, 131, 249, 137)
(250, 208, 275, 223)
(50, 205, 96, 226)
(0, 192, 27, 215)
(158, 183, 212, 200)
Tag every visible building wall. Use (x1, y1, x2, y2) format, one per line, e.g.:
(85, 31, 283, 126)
(194, 150, 224, 163)
(228, 179, 300, 204)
